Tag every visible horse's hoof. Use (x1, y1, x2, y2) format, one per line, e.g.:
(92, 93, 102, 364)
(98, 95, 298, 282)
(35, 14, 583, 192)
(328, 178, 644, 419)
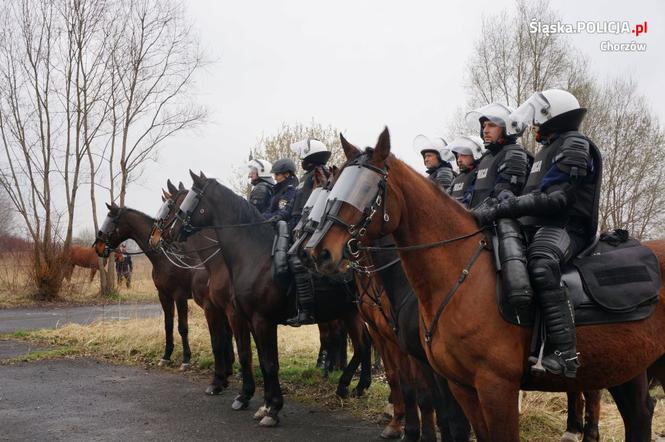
(253, 406, 269, 420)
(205, 384, 223, 395)
(561, 431, 580, 442)
(232, 396, 249, 411)
(380, 425, 402, 439)
(179, 363, 191, 371)
(259, 415, 279, 427)
(336, 387, 349, 399)
(158, 359, 170, 367)
(352, 387, 365, 398)
(400, 433, 419, 442)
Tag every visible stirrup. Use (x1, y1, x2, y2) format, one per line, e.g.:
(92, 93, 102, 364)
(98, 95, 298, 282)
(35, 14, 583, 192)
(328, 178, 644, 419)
(535, 350, 580, 378)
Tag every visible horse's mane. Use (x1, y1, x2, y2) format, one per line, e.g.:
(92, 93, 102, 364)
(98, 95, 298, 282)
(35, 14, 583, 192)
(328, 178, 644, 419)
(208, 179, 265, 223)
(387, 153, 473, 222)
(118, 206, 155, 223)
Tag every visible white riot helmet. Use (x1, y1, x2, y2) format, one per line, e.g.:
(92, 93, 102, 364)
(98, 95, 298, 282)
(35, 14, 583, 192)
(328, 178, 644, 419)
(449, 135, 485, 161)
(247, 158, 273, 179)
(507, 89, 586, 137)
(290, 138, 331, 167)
(465, 103, 514, 143)
(413, 134, 454, 163)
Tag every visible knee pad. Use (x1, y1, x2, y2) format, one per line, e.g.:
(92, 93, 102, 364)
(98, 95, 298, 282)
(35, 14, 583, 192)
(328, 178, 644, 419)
(528, 258, 561, 291)
(528, 227, 572, 262)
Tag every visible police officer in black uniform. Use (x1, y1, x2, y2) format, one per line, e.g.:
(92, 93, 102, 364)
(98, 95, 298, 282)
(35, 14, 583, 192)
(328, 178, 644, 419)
(286, 139, 332, 326)
(448, 135, 484, 208)
(473, 89, 601, 378)
(414, 134, 456, 190)
(247, 158, 275, 213)
(262, 158, 298, 222)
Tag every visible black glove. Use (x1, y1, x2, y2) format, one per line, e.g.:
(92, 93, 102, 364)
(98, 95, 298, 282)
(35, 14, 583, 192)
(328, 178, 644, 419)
(472, 205, 498, 226)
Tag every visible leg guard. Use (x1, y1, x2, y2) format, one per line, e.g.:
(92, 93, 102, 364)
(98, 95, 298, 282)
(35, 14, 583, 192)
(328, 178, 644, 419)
(496, 218, 533, 308)
(287, 256, 315, 327)
(528, 227, 578, 377)
(272, 221, 290, 277)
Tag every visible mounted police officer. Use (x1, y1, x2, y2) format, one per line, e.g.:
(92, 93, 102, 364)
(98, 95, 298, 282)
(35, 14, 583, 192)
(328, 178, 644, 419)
(262, 158, 298, 222)
(414, 134, 456, 191)
(247, 158, 275, 213)
(473, 89, 601, 378)
(465, 103, 533, 340)
(286, 139, 332, 327)
(448, 135, 484, 207)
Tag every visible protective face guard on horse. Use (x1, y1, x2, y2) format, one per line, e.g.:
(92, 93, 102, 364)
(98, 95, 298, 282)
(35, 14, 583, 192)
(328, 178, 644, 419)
(95, 215, 116, 257)
(163, 183, 208, 243)
(288, 187, 331, 256)
(305, 155, 389, 260)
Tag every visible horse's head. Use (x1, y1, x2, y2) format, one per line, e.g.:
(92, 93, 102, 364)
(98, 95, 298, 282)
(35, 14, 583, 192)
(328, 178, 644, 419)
(150, 171, 215, 246)
(305, 128, 402, 273)
(94, 202, 125, 257)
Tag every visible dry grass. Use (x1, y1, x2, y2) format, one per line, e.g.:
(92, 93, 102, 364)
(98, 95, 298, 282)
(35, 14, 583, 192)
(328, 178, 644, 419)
(8, 304, 665, 441)
(0, 253, 156, 308)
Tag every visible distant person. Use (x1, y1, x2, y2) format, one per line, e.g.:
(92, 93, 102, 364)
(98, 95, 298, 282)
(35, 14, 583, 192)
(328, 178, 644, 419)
(115, 243, 133, 288)
(413, 134, 456, 191)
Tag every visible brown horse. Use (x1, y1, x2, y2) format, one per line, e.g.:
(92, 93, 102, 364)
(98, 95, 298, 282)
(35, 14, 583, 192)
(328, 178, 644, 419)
(63, 245, 101, 282)
(93, 203, 245, 405)
(307, 128, 663, 441)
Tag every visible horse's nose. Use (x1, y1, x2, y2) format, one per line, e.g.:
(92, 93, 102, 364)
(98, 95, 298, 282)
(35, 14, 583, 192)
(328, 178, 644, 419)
(316, 248, 334, 273)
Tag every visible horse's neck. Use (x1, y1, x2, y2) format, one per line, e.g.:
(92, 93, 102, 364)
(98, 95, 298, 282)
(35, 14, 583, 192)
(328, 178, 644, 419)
(391, 163, 481, 309)
(207, 187, 273, 276)
(123, 211, 158, 261)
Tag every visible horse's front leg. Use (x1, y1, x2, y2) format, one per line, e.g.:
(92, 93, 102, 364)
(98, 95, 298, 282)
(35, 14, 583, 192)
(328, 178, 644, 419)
(475, 373, 520, 442)
(202, 303, 231, 394)
(157, 291, 175, 366)
(251, 315, 282, 427)
(230, 310, 255, 411)
(175, 294, 191, 369)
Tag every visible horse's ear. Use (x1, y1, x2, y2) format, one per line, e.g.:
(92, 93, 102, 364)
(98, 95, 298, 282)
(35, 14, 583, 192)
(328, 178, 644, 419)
(331, 165, 340, 178)
(161, 195, 166, 202)
(162, 189, 171, 200)
(166, 179, 177, 194)
(372, 127, 391, 164)
(178, 182, 185, 191)
(190, 169, 202, 187)
(199, 171, 207, 179)
(105, 202, 112, 211)
(340, 133, 361, 160)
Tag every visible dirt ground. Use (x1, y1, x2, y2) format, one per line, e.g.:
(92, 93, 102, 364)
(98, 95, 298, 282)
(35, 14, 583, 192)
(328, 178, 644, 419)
(0, 350, 382, 441)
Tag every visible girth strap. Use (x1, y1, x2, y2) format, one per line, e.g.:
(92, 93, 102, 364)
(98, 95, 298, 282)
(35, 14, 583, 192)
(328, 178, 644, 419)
(420, 240, 488, 352)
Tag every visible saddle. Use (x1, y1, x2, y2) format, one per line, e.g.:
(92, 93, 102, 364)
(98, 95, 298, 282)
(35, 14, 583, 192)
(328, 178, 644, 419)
(498, 230, 661, 327)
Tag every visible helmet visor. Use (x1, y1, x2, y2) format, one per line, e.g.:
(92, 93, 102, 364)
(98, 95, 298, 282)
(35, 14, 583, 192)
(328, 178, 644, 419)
(465, 103, 513, 132)
(327, 165, 383, 212)
(507, 92, 550, 135)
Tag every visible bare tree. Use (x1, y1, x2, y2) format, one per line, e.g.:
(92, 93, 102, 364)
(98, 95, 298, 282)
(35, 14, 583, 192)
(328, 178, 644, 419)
(463, 0, 589, 151)
(100, 0, 207, 206)
(230, 120, 345, 196)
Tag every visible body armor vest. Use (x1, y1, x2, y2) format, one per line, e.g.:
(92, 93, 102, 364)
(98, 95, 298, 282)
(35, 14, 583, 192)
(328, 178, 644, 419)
(449, 170, 476, 205)
(520, 132, 602, 241)
(470, 143, 523, 208)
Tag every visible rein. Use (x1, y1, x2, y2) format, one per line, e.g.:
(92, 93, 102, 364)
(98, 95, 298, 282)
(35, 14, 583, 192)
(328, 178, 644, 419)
(359, 227, 487, 253)
(420, 239, 488, 353)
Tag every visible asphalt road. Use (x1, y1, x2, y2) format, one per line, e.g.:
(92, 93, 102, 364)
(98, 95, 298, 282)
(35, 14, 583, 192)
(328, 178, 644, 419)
(0, 303, 164, 334)
(0, 354, 382, 441)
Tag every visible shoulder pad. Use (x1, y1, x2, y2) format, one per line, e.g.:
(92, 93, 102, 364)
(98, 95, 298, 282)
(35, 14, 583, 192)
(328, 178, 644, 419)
(497, 148, 528, 184)
(555, 135, 590, 177)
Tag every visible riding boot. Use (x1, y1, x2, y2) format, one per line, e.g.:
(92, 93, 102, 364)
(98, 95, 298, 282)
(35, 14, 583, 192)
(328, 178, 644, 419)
(496, 218, 533, 310)
(286, 269, 316, 327)
(537, 288, 579, 378)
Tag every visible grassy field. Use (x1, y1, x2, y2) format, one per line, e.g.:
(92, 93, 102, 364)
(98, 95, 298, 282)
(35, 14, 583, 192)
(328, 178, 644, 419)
(5, 304, 664, 441)
(0, 253, 156, 308)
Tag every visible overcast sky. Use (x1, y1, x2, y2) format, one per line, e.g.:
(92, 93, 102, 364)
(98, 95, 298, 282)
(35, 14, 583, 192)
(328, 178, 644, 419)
(75, 0, 664, 235)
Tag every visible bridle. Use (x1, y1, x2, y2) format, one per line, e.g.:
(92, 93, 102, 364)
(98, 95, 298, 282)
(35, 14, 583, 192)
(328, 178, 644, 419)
(306, 151, 390, 261)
